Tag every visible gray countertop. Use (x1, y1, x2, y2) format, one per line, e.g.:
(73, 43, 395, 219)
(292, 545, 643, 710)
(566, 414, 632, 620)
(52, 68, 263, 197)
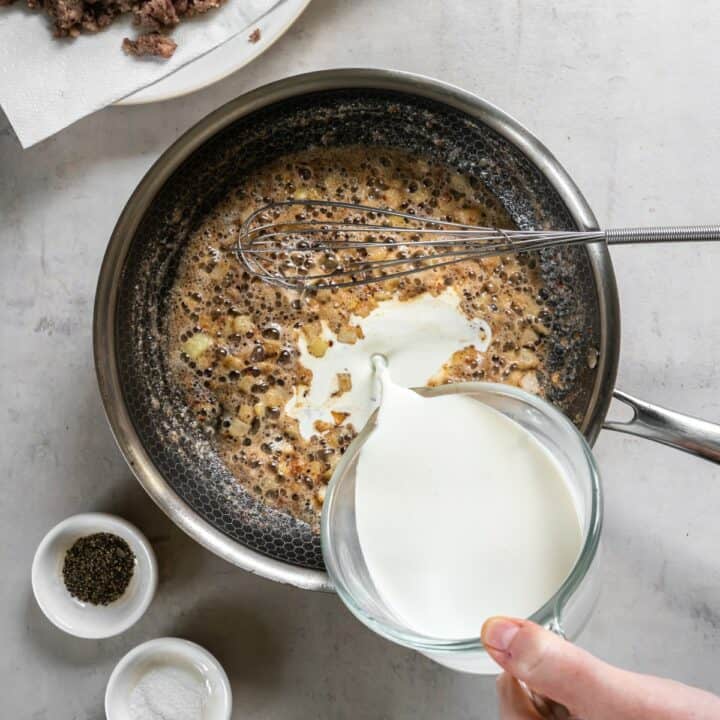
(2, 1, 720, 717)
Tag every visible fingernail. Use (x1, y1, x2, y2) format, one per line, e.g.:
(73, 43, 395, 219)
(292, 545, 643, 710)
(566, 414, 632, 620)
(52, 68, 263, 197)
(482, 617, 521, 652)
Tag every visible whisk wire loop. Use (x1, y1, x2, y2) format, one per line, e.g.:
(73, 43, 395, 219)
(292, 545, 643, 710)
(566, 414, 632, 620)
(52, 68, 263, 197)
(237, 200, 719, 291)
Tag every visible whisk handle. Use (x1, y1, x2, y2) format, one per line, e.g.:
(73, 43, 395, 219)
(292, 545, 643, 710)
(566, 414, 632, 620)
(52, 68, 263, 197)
(605, 225, 720, 245)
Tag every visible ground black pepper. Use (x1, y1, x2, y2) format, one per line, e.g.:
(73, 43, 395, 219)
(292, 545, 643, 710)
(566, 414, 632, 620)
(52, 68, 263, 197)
(62, 533, 135, 605)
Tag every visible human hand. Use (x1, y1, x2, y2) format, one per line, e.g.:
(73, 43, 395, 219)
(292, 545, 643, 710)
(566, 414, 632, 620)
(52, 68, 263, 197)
(481, 617, 720, 719)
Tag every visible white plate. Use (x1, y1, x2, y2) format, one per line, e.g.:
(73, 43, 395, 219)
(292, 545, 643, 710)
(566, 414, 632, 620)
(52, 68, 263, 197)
(31, 513, 158, 639)
(118, 0, 311, 105)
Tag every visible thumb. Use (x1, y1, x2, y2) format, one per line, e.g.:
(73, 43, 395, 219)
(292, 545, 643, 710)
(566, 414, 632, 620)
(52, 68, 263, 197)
(482, 617, 607, 713)
(481, 617, 720, 720)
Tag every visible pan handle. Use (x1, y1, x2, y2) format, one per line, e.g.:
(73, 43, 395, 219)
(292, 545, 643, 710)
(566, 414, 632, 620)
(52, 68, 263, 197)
(603, 390, 720, 464)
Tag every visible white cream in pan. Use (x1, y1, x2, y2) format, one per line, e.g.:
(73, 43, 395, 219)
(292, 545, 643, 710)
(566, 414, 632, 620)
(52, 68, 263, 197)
(285, 288, 492, 439)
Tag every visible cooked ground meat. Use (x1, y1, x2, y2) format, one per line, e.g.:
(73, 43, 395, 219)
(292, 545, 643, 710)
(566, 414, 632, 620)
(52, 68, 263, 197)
(134, 0, 179, 31)
(1, 0, 227, 57)
(123, 32, 177, 58)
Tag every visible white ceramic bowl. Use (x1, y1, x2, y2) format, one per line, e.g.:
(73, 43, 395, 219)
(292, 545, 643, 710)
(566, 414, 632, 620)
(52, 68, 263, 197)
(105, 638, 232, 720)
(31, 512, 157, 638)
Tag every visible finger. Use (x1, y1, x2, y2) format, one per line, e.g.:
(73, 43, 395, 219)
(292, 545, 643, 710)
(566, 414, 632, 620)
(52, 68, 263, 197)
(496, 673, 542, 720)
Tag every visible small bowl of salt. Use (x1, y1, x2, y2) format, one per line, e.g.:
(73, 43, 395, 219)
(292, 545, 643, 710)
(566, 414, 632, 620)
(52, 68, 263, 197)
(105, 637, 232, 720)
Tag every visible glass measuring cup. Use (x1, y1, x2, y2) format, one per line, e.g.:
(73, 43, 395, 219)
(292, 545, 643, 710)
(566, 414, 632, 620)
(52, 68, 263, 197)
(321, 381, 602, 674)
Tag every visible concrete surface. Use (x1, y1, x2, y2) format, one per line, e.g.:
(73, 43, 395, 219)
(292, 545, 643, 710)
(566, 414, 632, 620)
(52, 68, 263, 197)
(2, 1, 720, 717)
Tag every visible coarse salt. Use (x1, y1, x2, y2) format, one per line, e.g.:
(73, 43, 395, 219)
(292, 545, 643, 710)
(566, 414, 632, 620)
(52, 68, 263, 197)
(129, 664, 207, 720)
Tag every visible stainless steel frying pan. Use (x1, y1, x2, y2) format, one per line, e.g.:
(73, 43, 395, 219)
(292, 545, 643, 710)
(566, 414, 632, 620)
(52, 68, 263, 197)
(94, 69, 720, 591)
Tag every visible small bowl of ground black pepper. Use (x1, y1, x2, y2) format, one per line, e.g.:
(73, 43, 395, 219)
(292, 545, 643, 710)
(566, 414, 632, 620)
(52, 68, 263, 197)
(32, 513, 157, 638)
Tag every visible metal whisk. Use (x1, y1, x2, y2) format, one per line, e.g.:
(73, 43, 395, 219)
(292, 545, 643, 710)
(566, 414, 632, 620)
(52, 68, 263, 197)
(237, 200, 720, 291)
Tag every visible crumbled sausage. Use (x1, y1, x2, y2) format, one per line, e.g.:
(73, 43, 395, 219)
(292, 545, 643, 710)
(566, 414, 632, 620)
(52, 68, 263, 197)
(122, 32, 177, 58)
(1, 0, 226, 56)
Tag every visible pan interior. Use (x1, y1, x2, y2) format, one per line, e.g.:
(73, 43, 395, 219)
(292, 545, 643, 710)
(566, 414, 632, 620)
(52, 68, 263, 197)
(115, 89, 600, 570)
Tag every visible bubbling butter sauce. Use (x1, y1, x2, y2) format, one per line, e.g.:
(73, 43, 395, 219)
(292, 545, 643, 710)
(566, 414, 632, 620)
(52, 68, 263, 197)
(167, 146, 552, 528)
(355, 360, 583, 639)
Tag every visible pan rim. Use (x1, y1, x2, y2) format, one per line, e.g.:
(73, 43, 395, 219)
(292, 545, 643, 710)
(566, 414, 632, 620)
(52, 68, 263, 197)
(93, 68, 620, 591)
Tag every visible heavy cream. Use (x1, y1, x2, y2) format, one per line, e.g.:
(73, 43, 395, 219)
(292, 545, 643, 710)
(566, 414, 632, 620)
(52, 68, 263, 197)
(285, 288, 491, 439)
(355, 363, 582, 639)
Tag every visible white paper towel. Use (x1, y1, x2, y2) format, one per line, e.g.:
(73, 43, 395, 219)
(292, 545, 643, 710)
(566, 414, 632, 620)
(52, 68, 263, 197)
(0, 0, 277, 148)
